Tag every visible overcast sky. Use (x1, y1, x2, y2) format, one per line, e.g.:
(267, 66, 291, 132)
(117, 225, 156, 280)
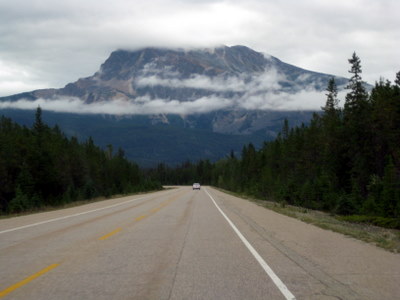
(0, 0, 399, 98)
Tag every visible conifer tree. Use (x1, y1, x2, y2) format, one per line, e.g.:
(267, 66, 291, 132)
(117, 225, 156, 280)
(395, 71, 400, 87)
(33, 106, 45, 134)
(323, 77, 339, 112)
(321, 77, 342, 195)
(343, 53, 373, 197)
(344, 52, 368, 116)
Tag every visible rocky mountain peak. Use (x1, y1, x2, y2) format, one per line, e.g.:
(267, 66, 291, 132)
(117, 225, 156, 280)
(98, 45, 272, 81)
(1, 45, 348, 108)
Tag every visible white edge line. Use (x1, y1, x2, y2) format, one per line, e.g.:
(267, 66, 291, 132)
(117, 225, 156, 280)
(0, 195, 150, 235)
(205, 188, 296, 300)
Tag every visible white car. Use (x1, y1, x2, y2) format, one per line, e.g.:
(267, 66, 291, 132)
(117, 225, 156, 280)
(192, 183, 201, 190)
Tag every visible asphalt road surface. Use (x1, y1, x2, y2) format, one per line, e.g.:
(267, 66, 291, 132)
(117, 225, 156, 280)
(1, 186, 399, 299)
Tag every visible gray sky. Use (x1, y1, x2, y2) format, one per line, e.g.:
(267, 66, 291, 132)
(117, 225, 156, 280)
(1, 0, 399, 97)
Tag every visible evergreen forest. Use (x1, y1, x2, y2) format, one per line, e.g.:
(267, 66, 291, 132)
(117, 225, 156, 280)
(0, 108, 161, 214)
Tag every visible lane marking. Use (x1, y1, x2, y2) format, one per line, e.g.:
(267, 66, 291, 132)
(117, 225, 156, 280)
(98, 227, 122, 240)
(0, 263, 59, 298)
(151, 207, 161, 213)
(0, 194, 157, 235)
(0, 190, 185, 297)
(141, 192, 182, 217)
(205, 188, 296, 300)
(98, 191, 183, 239)
(96, 189, 185, 240)
(135, 195, 178, 220)
(135, 215, 147, 222)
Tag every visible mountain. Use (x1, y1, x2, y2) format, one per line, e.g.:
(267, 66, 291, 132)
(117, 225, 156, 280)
(2, 46, 346, 104)
(0, 45, 348, 166)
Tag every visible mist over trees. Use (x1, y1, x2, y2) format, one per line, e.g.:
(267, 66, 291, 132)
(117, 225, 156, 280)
(0, 108, 161, 214)
(151, 54, 400, 227)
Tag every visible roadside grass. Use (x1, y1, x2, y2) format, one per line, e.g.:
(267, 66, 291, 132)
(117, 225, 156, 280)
(216, 188, 400, 253)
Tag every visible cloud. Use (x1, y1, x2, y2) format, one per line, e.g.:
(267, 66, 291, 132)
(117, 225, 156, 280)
(239, 89, 327, 111)
(0, 63, 340, 114)
(1, 0, 399, 100)
(136, 64, 284, 94)
(136, 74, 243, 93)
(0, 60, 49, 96)
(0, 88, 331, 115)
(0, 95, 232, 115)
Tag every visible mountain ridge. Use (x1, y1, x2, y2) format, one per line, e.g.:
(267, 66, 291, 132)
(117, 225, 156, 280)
(0, 45, 348, 166)
(1, 45, 347, 106)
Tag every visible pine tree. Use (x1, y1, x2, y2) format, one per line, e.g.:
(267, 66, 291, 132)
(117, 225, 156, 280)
(323, 77, 339, 112)
(33, 106, 45, 135)
(343, 53, 372, 198)
(395, 71, 400, 87)
(320, 78, 343, 200)
(344, 52, 368, 116)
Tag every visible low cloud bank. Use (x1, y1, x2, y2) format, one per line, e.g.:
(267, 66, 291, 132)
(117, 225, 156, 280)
(0, 89, 329, 115)
(0, 96, 231, 115)
(136, 62, 285, 93)
(0, 66, 342, 114)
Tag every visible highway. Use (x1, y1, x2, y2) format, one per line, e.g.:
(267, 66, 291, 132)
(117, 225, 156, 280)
(0, 186, 399, 299)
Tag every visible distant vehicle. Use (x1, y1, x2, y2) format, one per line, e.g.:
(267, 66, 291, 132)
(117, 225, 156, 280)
(193, 183, 201, 190)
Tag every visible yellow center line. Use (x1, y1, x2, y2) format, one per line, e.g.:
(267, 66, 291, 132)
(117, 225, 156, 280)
(0, 263, 59, 298)
(135, 215, 147, 221)
(98, 227, 122, 240)
(0, 189, 189, 298)
(99, 190, 187, 240)
(137, 192, 182, 219)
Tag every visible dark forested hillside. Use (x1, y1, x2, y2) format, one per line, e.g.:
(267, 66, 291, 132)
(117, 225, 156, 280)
(0, 108, 161, 214)
(150, 54, 400, 227)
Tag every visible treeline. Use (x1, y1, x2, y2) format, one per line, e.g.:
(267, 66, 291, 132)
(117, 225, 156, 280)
(0, 108, 161, 214)
(151, 53, 400, 225)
